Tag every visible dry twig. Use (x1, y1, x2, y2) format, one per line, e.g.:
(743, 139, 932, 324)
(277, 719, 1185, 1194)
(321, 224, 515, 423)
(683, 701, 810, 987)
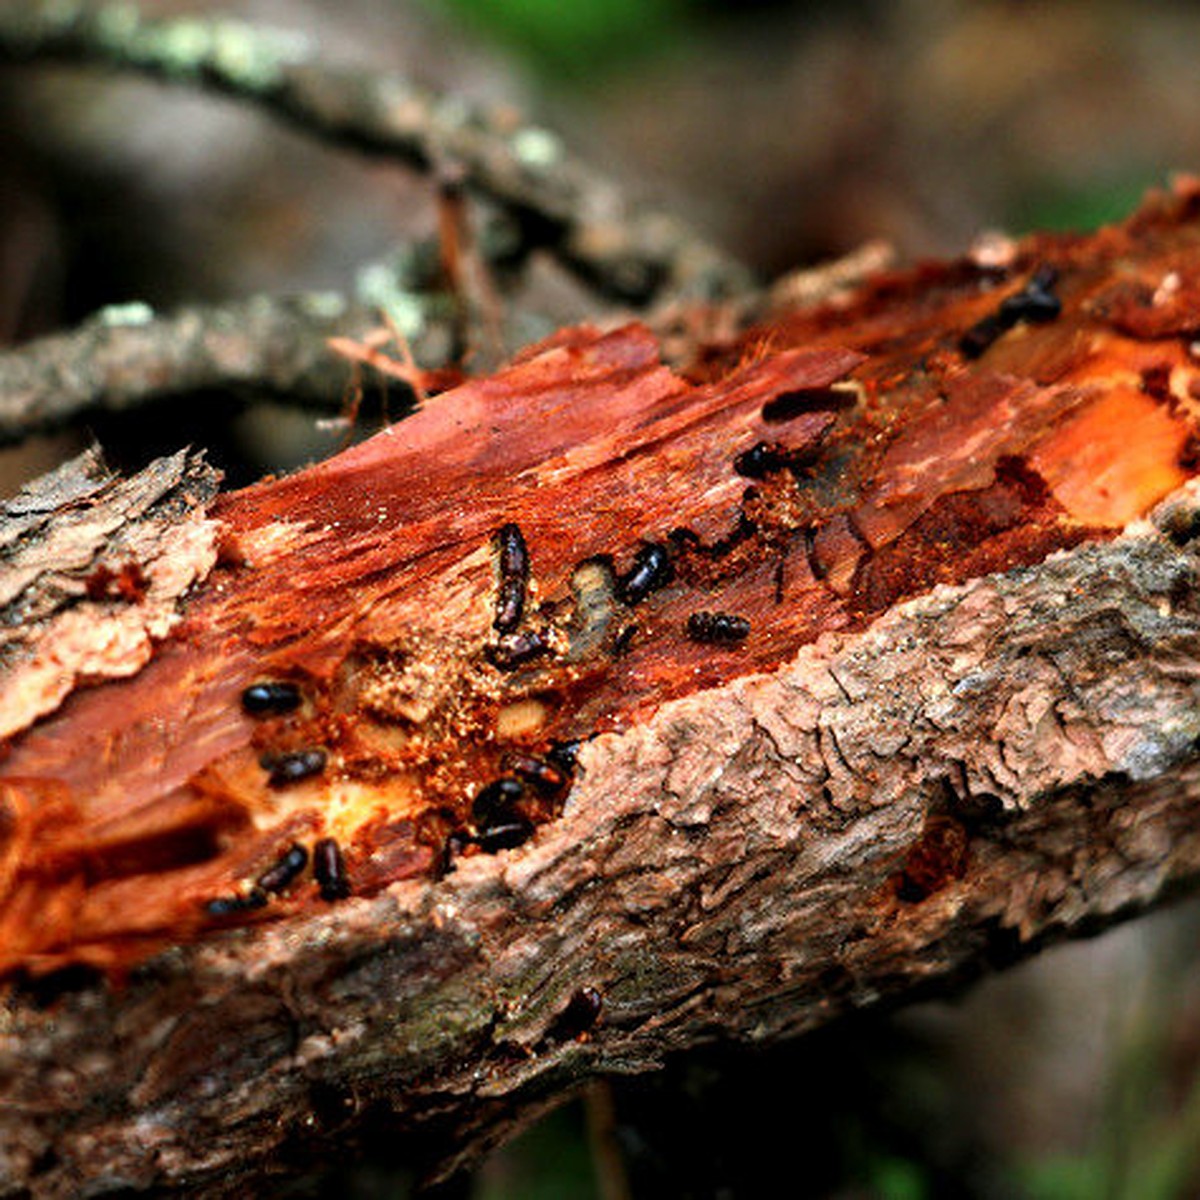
(0, 1, 752, 306)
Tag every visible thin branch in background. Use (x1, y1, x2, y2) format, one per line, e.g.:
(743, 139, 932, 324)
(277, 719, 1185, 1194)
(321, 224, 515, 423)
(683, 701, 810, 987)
(0, 221, 568, 447)
(434, 164, 509, 369)
(0, 228, 901, 449)
(585, 1083, 633, 1200)
(0, 1, 754, 307)
(328, 314, 458, 408)
(0, 293, 373, 447)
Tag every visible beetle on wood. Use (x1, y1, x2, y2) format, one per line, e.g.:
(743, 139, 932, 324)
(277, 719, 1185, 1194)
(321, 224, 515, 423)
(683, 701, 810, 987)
(686, 611, 751, 645)
(487, 629, 552, 670)
(203, 888, 268, 917)
(471, 777, 524, 827)
(261, 749, 326, 788)
(1001, 264, 1061, 323)
(493, 522, 530, 634)
(474, 816, 535, 853)
(546, 739, 583, 775)
(960, 264, 1061, 358)
(256, 844, 308, 894)
(241, 681, 302, 716)
(617, 542, 673, 606)
(734, 442, 789, 479)
(545, 986, 603, 1043)
(501, 751, 568, 796)
(467, 775, 535, 853)
(313, 837, 350, 901)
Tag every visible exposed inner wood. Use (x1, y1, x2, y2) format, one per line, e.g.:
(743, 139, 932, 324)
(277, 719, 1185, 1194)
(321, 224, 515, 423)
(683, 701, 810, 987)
(7, 496, 1200, 1197)
(5, 184, 1200, 982)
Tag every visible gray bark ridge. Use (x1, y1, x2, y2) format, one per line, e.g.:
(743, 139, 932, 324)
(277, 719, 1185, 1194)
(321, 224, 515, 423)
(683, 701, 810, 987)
(0, 447, 221, 741)
(4, 485, 1200, 1197)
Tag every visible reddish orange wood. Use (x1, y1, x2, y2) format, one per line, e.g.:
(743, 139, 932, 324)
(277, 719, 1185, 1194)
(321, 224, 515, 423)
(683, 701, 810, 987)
(5, 180, 1200, 979)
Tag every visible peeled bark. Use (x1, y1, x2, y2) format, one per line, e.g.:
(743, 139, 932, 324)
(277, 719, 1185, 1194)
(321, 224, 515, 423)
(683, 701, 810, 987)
(6, 181, 1200, 1197)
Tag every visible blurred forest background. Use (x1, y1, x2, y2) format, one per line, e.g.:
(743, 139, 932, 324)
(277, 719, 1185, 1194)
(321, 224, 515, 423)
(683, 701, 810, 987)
(5, 1, 1200, 1196)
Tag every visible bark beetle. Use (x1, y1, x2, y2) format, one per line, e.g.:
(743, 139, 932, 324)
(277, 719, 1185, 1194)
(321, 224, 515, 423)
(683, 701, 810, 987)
(6, 181, 1200, 1197)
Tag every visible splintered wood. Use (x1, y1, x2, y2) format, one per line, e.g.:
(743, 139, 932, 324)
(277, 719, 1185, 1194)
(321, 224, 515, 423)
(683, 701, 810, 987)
(4, 182, 1200, 982)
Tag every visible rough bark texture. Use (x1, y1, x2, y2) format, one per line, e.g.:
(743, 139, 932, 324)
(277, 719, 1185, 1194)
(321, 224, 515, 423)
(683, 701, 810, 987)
(0, 447, 221, 740)
(0, 296, 377, 445)
(6, 181, 1200, 1197)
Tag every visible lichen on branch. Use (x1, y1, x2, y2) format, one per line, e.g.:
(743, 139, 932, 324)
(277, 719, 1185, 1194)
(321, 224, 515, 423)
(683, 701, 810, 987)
(0, 0, 752, 306)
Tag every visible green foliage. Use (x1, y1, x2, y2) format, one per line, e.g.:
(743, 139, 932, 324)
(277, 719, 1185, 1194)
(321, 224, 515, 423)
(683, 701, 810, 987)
(418, 0, 686, 80)
(868, 1156, 930, 1200)
(1009, 174, 1160, 236)
(1021, 969, 1200, 1200)
(1022, 1156, 1111, 1200)
(474, 1100, 598, 1200)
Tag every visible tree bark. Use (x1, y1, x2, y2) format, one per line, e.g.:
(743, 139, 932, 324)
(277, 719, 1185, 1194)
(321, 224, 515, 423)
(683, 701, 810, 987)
(6, 180, 1200, 1197)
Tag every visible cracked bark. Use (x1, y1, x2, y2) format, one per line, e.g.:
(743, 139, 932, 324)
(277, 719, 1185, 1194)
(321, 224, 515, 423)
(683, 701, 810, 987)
(6, 182, 1200, 1196)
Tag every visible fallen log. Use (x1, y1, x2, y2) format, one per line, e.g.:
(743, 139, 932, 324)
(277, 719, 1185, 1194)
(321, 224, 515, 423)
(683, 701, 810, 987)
(6, 180, 1200, 1196)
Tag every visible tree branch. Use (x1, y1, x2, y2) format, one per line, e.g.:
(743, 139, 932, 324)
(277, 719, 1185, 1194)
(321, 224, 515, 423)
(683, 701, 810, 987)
(5, 504, 1200, 1196)
(0, 232, 898, 447)
(0, 294, 370, 445)
(0, 1, 753, 306)
(5, 171, 1200, 1196)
